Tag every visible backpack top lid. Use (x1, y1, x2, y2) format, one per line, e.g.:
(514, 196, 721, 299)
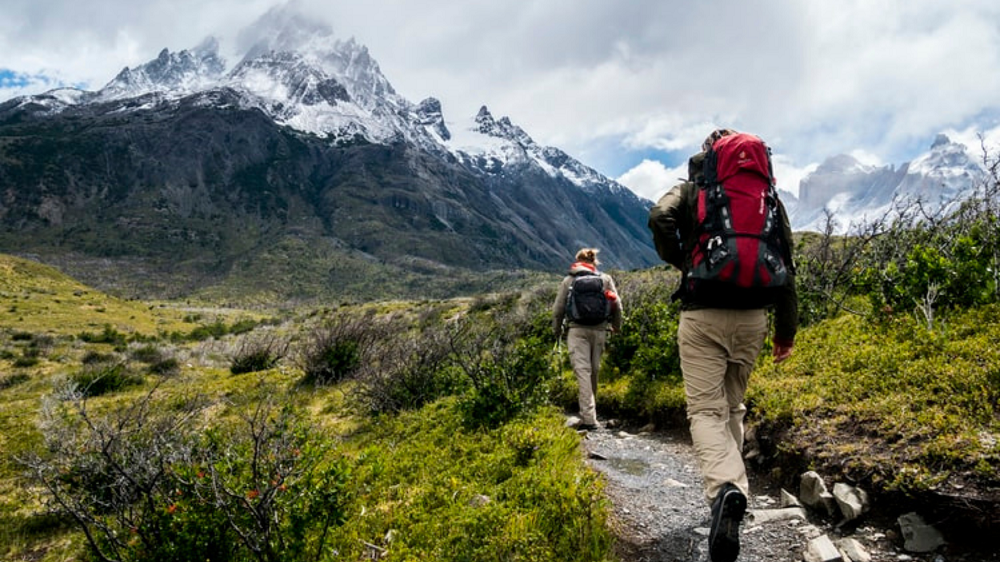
(710, 132, 773, 185)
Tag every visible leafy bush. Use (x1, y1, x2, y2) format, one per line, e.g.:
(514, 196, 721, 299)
(296, 314, 395, 386)
(81, 350, 116, 365)
(129, 343, 166, 364)
(603, 271, 681, 380)
(69, 361, 144, 397)
(145, 357, 179, 377)
(19, 387, 351, 562)
(12, 354, 40, 368)
(0, 372, 30, 390)
(128, 343, 181, 376)
(229, 333, 289, 374)
(805, 166, 1000, 327)
(450, 310, 554, 428)
(78, 324, 128, 347)
(353, 325, 462, 414)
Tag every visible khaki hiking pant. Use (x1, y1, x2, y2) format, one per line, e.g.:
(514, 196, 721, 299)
(567, 326, 607, 425)
(678, 308, 768, 504)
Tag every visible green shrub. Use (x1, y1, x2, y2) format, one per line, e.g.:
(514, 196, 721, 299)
(69, 362, 144, 397)
(148, 357, 180, 377)
(81, 350, 116, 365)
(297, 314, 394, 386)
(0, 372, 30, 390)
(129, 343, 165, 364)
(20, 388, 351, 562)
(450, 315, 554, 428)
(184, 320, 229, 342)
(78, 324, 127, 347)
(12, 355, 39, 368)
(603, 276, 680, 381)
(229, 334, 288, 375)
(353, 326, 463, 414)
(10, 331, 34, 341)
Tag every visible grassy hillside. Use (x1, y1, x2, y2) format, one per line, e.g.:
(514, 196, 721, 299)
(0, 259, 608, 562)
(0, 254, 206, 335)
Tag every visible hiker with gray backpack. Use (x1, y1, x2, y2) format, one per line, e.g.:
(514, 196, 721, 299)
(648, 129, 798, 562)
(552, 248, 623, 431)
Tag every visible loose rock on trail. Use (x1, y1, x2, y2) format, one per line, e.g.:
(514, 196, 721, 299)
(580, 424, 997, 562)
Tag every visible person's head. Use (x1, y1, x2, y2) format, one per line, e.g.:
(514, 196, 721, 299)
(575, 248, 600, 266)
(701, 128, 738, 152)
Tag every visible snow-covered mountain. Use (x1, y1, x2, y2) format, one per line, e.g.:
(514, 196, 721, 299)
(0, 5, 657, 300)
(786, 134, 985, 232)
(6, 4, 639, 204)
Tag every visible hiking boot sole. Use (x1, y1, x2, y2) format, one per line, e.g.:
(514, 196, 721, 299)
(709, 486, 746, 562)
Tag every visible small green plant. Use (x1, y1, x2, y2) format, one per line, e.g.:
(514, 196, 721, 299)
(147, 357, 180, 376)
(449, 312, 554, 428)
(81, 350, 116, 365)
(129, 343, 165, 364)
(12, 355, 39, 368)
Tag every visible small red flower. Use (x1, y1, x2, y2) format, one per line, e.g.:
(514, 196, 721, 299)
(247, 489, 260, 500)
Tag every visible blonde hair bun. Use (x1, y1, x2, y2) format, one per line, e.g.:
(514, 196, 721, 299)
(575, 248, 600, 265)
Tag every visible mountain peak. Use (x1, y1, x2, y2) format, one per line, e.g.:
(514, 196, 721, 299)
(931, 133, 952, 149)
(415, 97, 450, 140)
(97, 39, 226, 101)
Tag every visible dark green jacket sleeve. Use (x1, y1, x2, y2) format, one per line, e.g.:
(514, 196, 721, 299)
(773, 198, 799, 346)
(648, 182, 691, 270)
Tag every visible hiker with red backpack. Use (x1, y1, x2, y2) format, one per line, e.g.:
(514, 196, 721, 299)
(648, 129, 798, 562)
(552, 248, 623, 431)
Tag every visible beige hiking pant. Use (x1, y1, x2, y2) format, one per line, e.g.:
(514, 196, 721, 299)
(678, 308, 768, 504)
(567, 326, 607, 425)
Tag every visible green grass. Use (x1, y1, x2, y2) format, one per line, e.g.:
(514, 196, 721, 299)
(0, 260, 612, 562)
(0, 253, 205, 335)
(748, 306, 1000, 493)
(327, 401, 611, 561)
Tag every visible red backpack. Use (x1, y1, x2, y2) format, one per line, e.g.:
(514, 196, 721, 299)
(685, 133, 791, 306)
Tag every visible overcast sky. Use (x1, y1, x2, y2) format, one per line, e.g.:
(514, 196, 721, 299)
(3, 0, 1000, 201)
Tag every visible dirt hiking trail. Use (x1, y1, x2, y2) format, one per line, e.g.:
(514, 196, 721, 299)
(581, 425, 998, 562)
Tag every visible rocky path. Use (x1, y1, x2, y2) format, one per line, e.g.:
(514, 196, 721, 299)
(580, 424, 997, 562)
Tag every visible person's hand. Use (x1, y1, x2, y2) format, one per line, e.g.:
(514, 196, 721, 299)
(773, 343, 793, 363)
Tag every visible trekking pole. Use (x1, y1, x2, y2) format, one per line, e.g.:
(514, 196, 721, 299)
(551, 340, 565, 375)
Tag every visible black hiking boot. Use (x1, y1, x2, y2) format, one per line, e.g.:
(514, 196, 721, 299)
(708, 483, 746, 562)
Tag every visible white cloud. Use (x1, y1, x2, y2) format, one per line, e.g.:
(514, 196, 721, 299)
(771, 155, 818, 199)
(617, 159, 687, 203)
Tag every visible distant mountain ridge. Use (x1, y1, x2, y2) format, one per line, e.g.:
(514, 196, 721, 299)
(0, 5, 657, 302)
(784, 134, 985, 232)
